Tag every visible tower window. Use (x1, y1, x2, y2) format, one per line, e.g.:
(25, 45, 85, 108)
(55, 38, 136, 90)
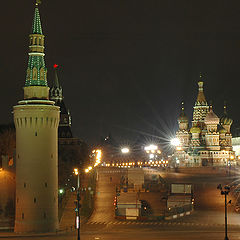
(45, 182, 48, 188)
(24, 183, 26, 188)
(22, 213, 24, 219)
(34, 198, 36, 203)
(35, 132, 37, 136)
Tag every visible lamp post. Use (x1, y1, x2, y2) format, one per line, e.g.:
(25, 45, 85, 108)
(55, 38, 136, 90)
(217, 184, 231, 240)
(74, 168, 80, 240)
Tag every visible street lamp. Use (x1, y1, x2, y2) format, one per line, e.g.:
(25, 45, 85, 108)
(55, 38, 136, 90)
(121, 147, 130, 154)
(217, 184, 231, 240)
(74, 168, 80, 240)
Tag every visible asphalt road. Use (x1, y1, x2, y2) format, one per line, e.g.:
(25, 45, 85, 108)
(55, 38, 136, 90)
(88, 168, 126, 223)
(2, 229, 240, 240)
(2, 166, 240, 240)
(88, 167, 240, 226)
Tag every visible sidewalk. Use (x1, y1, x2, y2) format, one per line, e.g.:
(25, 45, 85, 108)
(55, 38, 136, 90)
(0, 229, 72, 238)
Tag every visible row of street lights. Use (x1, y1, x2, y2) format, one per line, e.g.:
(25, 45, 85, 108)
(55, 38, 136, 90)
(72, 149, 103, 239)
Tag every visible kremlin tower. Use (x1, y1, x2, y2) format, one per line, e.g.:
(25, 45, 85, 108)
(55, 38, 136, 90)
(13, 2, 60, 232)
(50, 65, 73, 142)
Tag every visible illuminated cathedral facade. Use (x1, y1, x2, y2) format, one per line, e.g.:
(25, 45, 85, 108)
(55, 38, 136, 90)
(174, 77, 235, 167)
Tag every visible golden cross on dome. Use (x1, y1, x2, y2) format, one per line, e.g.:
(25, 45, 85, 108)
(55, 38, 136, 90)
(36, 0, 42, 6)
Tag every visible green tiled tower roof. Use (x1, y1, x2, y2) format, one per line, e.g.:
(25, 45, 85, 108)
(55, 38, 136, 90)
(25, 5, 47, 87)
(32, 7, 43, 34)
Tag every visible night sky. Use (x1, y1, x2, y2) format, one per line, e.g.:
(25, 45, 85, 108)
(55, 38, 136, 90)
(1, 0, 240, 145)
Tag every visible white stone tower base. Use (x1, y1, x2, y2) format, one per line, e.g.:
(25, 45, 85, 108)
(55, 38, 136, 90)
(14, 100, 59, 233)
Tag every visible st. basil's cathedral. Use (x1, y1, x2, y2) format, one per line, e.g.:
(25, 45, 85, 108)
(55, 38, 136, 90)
(174, 75, 235, 167)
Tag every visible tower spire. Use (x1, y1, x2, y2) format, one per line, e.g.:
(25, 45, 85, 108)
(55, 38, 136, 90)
(50, 64, 63, 102)
(24, 3, 48, 99)
(196, 73, 207, 103)
(192, 73, 209, 127)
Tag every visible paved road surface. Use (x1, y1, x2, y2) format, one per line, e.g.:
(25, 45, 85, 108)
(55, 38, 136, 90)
(2, 229, 240, 240)
(2, 167, 240, 240)
(88, 168, 126, 223)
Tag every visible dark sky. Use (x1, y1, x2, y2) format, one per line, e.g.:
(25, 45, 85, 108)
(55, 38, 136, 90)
(1, 0, 240, 144)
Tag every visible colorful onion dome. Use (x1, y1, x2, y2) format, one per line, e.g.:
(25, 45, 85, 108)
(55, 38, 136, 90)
(218, 126, 227, 134)
(220, 104, 233, 126)
(204, 106, 219, 125)
(178, 102, 188, 123)
(190, 126, 201, 133)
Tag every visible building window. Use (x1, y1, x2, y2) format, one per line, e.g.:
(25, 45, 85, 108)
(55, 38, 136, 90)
(35, 132, 37, 136)
(45, 182, 48, 188)
(43, 212, 46, 219)
(22, 213, 24, 219)
(24, 183, 26, 188)
(34, 198, 36, 203)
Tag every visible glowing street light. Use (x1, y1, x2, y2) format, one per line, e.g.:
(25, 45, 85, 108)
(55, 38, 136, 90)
(74, 168, 79, 175)
(59, 189, 64, 194)
(144, 144, 158, 151)
(149, 154, 154, 159)
(121, 147, 130, 154)
(171, 138, 180, 147)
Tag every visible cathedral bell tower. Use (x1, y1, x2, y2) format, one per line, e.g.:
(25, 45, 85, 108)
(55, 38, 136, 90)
(192, 74, 209, 128)
(13, 2, 60, 233)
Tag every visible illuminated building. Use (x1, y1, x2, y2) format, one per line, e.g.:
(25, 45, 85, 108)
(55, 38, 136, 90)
(13, 3, 59, 232)
(175, 75, 235, 167)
